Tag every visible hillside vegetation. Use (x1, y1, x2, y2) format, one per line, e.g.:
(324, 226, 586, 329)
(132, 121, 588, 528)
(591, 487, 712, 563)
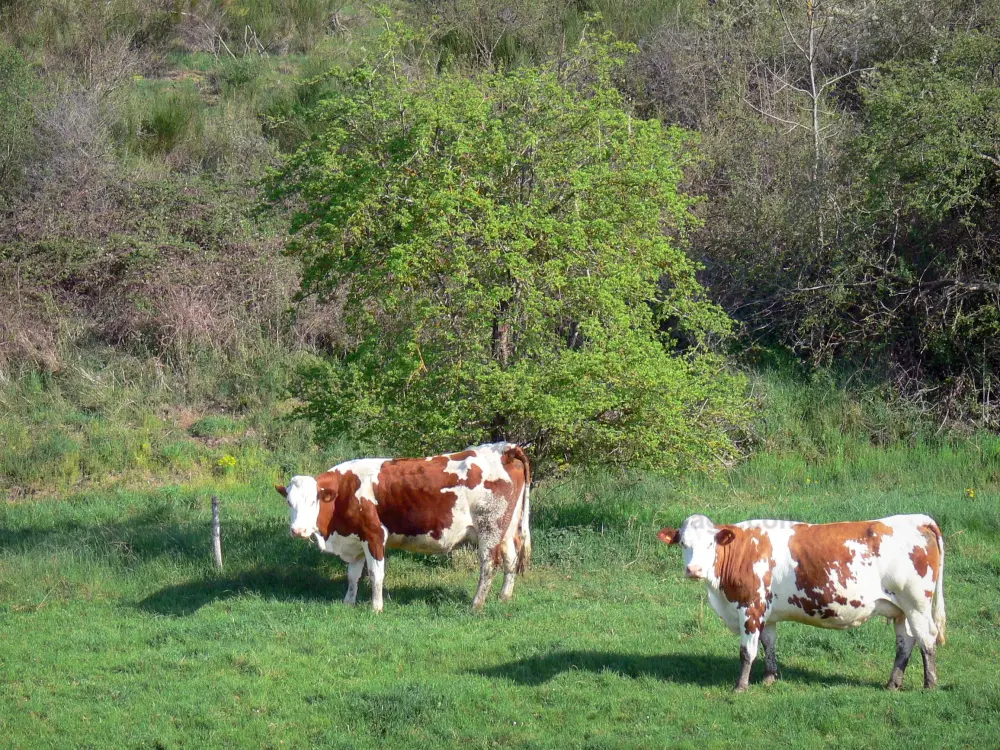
(2, 0, 999, 490)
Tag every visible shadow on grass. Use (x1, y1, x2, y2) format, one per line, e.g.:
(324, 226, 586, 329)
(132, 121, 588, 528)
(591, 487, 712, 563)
(474, 650, 881, 689)
(137, 570, 473, 616)
(137, 568, 344, 615)
(385, 584, 470, 608)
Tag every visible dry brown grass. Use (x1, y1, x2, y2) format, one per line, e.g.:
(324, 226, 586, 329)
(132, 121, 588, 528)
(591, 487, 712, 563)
(0, 282, 72, 379)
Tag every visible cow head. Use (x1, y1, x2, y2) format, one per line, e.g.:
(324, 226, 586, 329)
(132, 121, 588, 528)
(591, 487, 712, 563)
(276, 475, 321, 540)
(657, 514, 735, 581)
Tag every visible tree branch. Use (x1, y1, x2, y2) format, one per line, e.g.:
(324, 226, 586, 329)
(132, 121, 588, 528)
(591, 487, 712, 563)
(741, 96, 806, 131)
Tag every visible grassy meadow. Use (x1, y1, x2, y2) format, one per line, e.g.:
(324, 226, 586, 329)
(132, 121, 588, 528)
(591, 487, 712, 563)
(2, 422, 998, 748)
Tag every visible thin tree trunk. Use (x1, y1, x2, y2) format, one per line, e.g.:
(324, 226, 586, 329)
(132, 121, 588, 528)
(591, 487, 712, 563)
(490, 298, 512, 442)
(491, 298, 511, 368)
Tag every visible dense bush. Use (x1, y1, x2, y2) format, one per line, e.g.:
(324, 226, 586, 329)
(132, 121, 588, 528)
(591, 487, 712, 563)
(626, 0, 1000, 426)
(841, 32, 1000, 425)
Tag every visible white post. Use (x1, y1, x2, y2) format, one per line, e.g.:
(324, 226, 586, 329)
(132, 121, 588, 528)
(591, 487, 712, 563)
(211, 495, 223, 571)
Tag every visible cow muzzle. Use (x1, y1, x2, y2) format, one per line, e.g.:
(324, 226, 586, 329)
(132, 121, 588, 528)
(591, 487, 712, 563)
(685, 565, 705, 579)
(290, 528, 316, 540)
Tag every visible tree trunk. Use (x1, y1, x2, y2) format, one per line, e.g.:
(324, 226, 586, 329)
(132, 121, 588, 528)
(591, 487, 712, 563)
(490, 298, 512, 442)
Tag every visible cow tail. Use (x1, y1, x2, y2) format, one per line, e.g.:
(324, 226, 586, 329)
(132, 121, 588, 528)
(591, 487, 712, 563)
(510, 445, 531, 574)
(517, 479, 531, 574)
(932, 523, 946, 646)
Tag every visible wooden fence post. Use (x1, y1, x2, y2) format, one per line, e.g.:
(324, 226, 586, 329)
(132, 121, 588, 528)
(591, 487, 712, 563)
(211, 495, 223, 571)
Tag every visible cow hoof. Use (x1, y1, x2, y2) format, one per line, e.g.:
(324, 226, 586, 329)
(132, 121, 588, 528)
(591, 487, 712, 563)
(924, 680, 938, 690)
(732, 684, 748, 694)
(499, 593, 513, 602)
(763, 674, 778, 686)
(886, 681, 901, 691)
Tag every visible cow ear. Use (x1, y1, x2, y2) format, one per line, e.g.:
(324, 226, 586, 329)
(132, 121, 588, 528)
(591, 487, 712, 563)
(657, 527, 680, 545)
(317, 487, 334, 503)
(715, 528, 736, 546)
(275, 484, 287, 498)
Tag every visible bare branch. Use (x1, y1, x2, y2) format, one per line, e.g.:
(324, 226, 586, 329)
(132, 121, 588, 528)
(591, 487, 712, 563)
(741, 96, 807, 131)
(818, 66, 874, 94)
(776, 2, 808, 58)
(976, 152, 1000, 168)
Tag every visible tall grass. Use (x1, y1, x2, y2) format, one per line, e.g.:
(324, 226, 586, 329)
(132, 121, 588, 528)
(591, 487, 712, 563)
(0, 337, 328, 493)
(4, 334, 996, 514)
(211, 0, 351, 53)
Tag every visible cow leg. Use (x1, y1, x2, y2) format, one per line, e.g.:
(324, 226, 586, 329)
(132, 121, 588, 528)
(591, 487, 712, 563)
(909, 610, 939, 689)
(760, 623, 779, 685)
(734, 629, 760, 692)
(919, 644, 938, 689)
(886, 616, 916, 690)
(472, 504, 505, 609)
(498, 534, 519, 601)
(344, 558, 365, 606)
(472, 547, 498, 610)
(362, 542, 386, 613)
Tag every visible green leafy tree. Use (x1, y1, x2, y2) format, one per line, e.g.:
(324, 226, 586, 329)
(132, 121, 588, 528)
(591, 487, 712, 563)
(0, 44, 39, 204)
(269, 28, 748, 472)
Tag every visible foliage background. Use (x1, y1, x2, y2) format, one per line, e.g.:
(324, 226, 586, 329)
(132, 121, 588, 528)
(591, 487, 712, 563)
(1, 0, 998, 488)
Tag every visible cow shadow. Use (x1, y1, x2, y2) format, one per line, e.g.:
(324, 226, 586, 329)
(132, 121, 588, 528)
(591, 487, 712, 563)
(136, 568, 345, 616)
(384, 584, 470, 608)
(474, 650, 881, 689)
(137, 570, 472, 616)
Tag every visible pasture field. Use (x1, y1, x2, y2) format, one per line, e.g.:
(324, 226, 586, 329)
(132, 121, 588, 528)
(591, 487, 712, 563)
(1, 442, 999, 749)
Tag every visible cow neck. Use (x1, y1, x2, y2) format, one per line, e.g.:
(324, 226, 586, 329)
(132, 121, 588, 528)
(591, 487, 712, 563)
(711, 526, 775, 635)
(315, 470, 361, 538)
(712, 527, 753, 603)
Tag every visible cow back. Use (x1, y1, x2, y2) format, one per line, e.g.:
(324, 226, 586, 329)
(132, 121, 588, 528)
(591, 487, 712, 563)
(372, 455, 477, 539)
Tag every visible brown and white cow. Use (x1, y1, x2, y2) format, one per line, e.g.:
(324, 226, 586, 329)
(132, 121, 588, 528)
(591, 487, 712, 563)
(657, 514, 946, 691)
(276, 442, 531, 612)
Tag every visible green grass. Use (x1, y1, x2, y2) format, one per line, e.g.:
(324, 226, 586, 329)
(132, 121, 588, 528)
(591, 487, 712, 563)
(2, 447, 998, 748)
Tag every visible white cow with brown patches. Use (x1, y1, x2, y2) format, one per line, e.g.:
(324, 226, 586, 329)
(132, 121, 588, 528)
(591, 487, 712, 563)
(277, 442, 531, 612)
(658, 513, 946, 691)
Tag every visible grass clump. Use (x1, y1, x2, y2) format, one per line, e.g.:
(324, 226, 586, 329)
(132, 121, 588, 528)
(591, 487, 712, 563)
(143, 86, 204, 155)
(113, 82, 205, 158)
(189, 415, 242, 439)
(213, 54, 269, 99)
